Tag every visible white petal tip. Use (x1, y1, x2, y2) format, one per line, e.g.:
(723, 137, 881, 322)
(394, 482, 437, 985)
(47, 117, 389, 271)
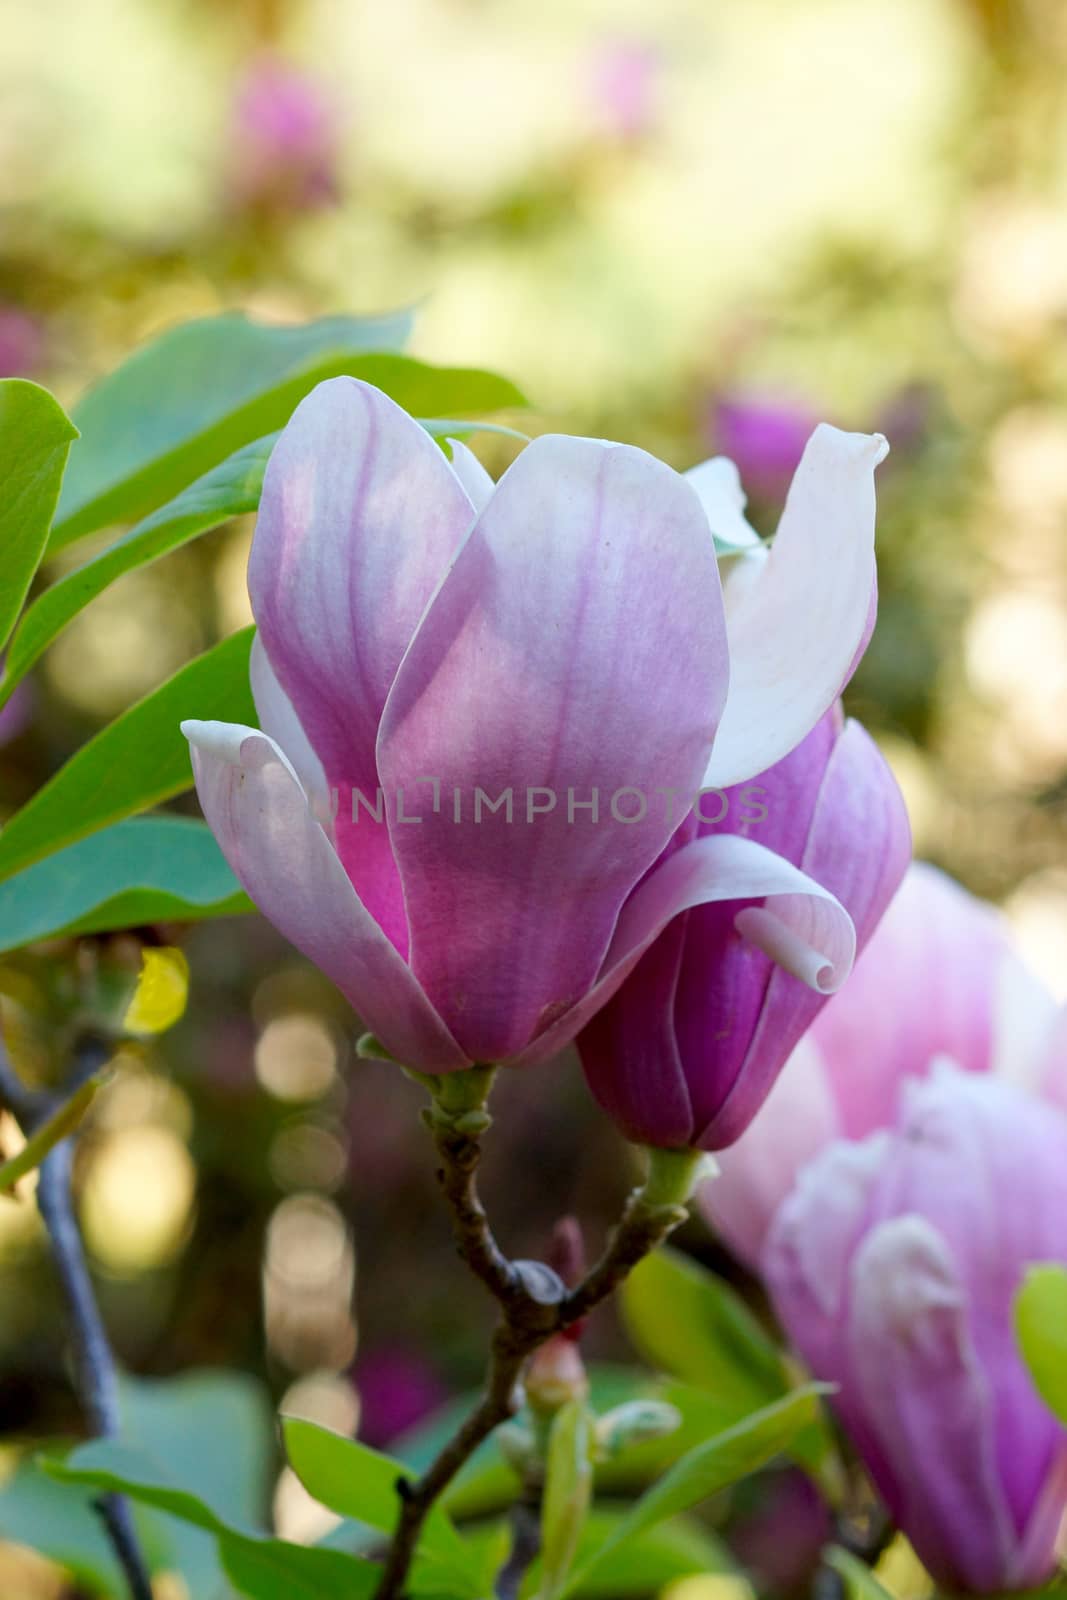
(810, 423, 890, 468)
(180, 719, 252, 766)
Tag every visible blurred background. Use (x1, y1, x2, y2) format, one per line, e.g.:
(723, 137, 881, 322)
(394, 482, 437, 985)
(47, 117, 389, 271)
(3, 0, 1067, 1592)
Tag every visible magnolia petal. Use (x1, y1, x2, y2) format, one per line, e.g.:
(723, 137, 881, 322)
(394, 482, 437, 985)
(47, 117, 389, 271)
(535, 831, 855, 1085)
(181, 719, 468, 1073)
(378, 433, 728, 1064)
(249, 632, 327, 808)
(847, 1217, 1017, 1591)
(705, 425, 888, 788)
(684, 455, 761, 549)
(247, 377, 477, 942)
(446, 438, 495, 512)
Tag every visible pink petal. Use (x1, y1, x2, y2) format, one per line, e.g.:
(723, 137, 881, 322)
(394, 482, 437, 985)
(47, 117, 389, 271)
(377, 434, 729, 1063)
(705, 426, 888, 788)
(847, 1218, 1017, 1590)
(247, 378, 477, 944)
(249, 632, 327, 806)
(181, 720, 468, 1073)
(526, 831, 856, 1081)
(684, 455, 761, 549)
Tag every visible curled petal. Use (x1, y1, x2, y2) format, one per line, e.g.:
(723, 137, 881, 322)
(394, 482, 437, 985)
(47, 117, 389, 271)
(181, 719, 467, 1073)
(249, 632, 326, 805)
(378, 433, 728, 1063)
(705, 425, 888, 788)
(552, 831, 856, 1110)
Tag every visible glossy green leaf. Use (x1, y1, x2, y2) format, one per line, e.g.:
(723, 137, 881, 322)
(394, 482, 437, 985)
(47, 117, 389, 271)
(44, 1440, 380, 1600)
(282, 1417, 482, 1594)
(540, 1401, 594, 1600)
(0, 627, 254, 883)
(0, 414, 517, 712)
(0, 1072, 106, 1191)
(1015, 1264, 1067, 1426)
(621, 1246, 788, 1406)
(50, 310, 525, 550)
(0, 379, 78, 649)
(2, 435, 271, 708)
(821, 1545, 895, 1598)
(528, 1510, 731, 1598)
(0, 817, 251, 954)
(563, 1386, 824, 1594)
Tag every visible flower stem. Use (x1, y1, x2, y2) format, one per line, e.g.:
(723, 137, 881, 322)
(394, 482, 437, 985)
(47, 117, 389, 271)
(372, 1109, 704, 1600)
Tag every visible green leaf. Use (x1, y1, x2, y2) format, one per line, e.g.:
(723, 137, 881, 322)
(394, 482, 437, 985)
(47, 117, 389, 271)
(0, 817, 251, 954)
(2, 435, 272, 708)
(282, 1417, 482, 1594)
(0, 627, 255, 883)
(563, 1386, 824, 1595)
(540, 1401, 594, 1600)
(43, 1439, 381, 1600)
(50, 310, 525, 549)
(1015, 1264, 1067, 1426)
(529, 1510, 731, 1598)
(0, 1445, 131, 1596)
(821, 1546, 895, 1598)
(0, 1072, 105, 1191)
(621, 1247, 788, 1406)
(0, 379, 79, 650)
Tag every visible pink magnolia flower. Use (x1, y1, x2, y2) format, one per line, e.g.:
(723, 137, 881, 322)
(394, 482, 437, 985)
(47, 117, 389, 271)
(183, 379, 887, 1074)
(704, 862, 1059, 1264)
(228, 55, 340, 212)
(577, 705, 910, 1150)
(766, 1066, 1067, 1594)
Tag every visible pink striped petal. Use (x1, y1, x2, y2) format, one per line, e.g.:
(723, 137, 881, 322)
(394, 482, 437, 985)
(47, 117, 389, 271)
(247, 378, 477, 942)
(181, 719, 467, 1073)
(377, 434, 729, 1064)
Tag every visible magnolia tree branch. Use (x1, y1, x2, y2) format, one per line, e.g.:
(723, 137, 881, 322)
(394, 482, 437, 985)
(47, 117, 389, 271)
(372, 1069, 708, 1600)
(0, 1032, 154, 1600)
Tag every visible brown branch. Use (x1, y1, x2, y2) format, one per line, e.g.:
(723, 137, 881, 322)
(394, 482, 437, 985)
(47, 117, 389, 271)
(371, 1079, 705, 1600)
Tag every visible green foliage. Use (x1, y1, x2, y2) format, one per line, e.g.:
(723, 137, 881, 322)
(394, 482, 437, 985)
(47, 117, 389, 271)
(282, 1417, 484, 1595)
(562, 1385, 824, 1595)
(821, 1545, 895, 1598)
(1, 434, 272, 709)
(49, 310, 524, 548)
(621, 1246, 788, 1409)
(0, 817, 250, 953)
(0, 628, 254, 883)
(1015, 1265, 1067, 1426)
(539, 1400, 595, 1600)
(0, 1370, 275, 1598)
(0, 379, 78, 650)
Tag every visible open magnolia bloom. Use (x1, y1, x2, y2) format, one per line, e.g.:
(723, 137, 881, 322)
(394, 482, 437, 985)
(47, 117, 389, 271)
(766, 1067, 1067, 1595)
(704, 862, 1061, 1265)
(183, 377, 887, 1073)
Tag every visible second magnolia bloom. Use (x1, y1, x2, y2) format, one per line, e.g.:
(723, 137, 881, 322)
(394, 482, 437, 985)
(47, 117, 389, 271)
(184, 377, 888, 1073)
(577, 705, 910, 1150)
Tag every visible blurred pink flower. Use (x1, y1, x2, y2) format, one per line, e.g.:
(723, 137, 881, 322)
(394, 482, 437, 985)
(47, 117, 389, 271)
(0, 308, 44, 378)
(710, 391, 821, 503)
(703, 862, 1060, 1265)
(587, 37, 662, 141)
(229, 55, 341, 212)
(356, 1347, 447, 1448)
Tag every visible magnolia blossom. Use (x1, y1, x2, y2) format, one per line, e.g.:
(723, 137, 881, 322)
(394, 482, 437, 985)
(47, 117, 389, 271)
(710, 392, 821, 503)
(766, 1067, 1067, 1594)
(704, 862, 1060, 1264)
(184, 378, 886, 1073)
(0, 308, 43, 379)
(577, 706, 910, 1150)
